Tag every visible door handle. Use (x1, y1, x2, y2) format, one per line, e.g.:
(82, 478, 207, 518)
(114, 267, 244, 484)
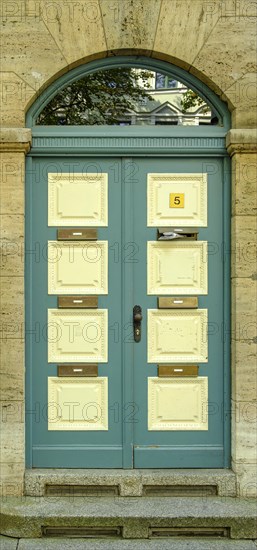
(133, 305, 142, 343)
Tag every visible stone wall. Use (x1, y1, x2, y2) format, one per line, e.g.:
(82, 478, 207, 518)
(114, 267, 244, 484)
(0, 0, 256, 496)
(227, 131, 257, 497)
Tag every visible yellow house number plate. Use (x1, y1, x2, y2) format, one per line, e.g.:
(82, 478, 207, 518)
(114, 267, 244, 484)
(169, 193, 185, 208)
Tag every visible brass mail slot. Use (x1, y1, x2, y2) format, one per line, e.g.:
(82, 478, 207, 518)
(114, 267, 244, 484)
(158, 365, 199, 377)
(58, 296, 98, 309)
(57, 229, 97, 241)
(58, 365, 98, 377)
(157, 228, 198, 241)
(158, 297, 198, 309)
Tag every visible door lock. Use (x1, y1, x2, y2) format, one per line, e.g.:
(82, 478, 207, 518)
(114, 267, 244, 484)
(133, 305, 142, 343)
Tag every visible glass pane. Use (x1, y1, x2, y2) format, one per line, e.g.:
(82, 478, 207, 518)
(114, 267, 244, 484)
(167, 78, 178, 88)
(156, 73, 166, 89)
(36, 68, 219, 126)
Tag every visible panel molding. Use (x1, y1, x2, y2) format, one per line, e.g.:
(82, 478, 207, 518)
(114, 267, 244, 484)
(148, 376, 208, 431)
(147, 173, 207, 227)
(133, 446, 224, 468)
(48, 376, 108, 431)
(31, 134, 226, 157)
(48, 309, 108, 363)
(48, 172, 108, 226)
(32, 446, 123, 468)
(147, 241, 208, 295)
(147, 309, 208, 363)
(48, 241, 108, 295)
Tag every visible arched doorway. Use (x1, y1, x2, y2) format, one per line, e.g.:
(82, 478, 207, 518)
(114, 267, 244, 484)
(25, 56, 231, 469)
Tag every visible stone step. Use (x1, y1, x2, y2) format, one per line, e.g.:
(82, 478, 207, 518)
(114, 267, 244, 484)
(24, 468, 237, 497)
(1, 535, 257, 550)
(1, 496, 256, 540)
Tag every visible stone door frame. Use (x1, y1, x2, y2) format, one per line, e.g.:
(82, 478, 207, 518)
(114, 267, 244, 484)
(1, 53, 256, 498)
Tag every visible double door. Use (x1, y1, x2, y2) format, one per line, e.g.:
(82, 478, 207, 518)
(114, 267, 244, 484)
(26, 155, 229, 468)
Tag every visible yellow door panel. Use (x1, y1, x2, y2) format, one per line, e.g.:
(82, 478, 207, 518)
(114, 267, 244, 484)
(148, 377, 208, 431)
(48, 309, 108, 363)
(48, 241, 108, 295)
(147, 309, 208, 363)
(48, 377, 108, 430)
(147, 241, 208, 295)
(48, 172, 108, 226)
(147, 173, 207, 227)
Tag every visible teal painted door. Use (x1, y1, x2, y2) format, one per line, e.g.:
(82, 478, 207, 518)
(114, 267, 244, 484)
(26, 156, 230, 468)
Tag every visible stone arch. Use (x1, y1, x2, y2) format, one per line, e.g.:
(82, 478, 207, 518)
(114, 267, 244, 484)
(24, 48, 235, 114)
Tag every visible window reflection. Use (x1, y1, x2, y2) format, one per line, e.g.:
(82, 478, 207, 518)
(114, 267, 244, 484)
(37, 68, 218, 126)
(155, 73, 178, 89)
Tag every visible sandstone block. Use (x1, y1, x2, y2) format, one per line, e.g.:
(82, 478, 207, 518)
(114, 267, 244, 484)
(192, 19, 257, 97)
(0, 152, 25, 214)
(232, 461, 257, 498)
(231, 153, 257, 216)
(154, 0, 220, 72)
(100, 0, 162, 52)
(0, 215, 24, 277)
(231, 341, 257, 402)
(0, 277, 24, 340)
(231, 216, 257, 278)
(42, 0, 106, 65)
(1, 19, 67, 91)
(231, 400, 257, 464)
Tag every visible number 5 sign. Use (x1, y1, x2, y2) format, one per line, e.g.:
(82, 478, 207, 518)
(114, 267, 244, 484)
(169, 193, 185, 208)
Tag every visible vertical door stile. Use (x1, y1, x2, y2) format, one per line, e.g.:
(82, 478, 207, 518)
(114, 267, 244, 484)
(223, 156, 231, 467)
(25, 155, 33, 468)
(121, 158, 134, 468)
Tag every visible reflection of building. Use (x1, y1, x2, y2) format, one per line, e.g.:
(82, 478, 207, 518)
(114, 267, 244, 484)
(119, 72, 212, 126)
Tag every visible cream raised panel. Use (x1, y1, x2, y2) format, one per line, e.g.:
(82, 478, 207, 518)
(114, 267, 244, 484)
(148, 377, 208, 431)
(48, 241, 108, 295)
(48, 377, 108, 431)
(147, 241, 208, 295)
(48, 173, 108, 226)
(147, 173, 207, 227)
(48, 309, 108, 363)
(148, 309, 208, 363)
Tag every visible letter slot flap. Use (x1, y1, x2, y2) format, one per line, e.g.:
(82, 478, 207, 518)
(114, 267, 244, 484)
(158, 297, 198, 309)
(157, 228, 198, 241)
(158, 365, 199, 377)
(58, 365, 98, 377)
(57, 229, 97, 241)
(58, 296, 98, 309)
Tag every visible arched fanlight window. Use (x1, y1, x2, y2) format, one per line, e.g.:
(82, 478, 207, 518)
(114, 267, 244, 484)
(36, 67, 220, 127)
